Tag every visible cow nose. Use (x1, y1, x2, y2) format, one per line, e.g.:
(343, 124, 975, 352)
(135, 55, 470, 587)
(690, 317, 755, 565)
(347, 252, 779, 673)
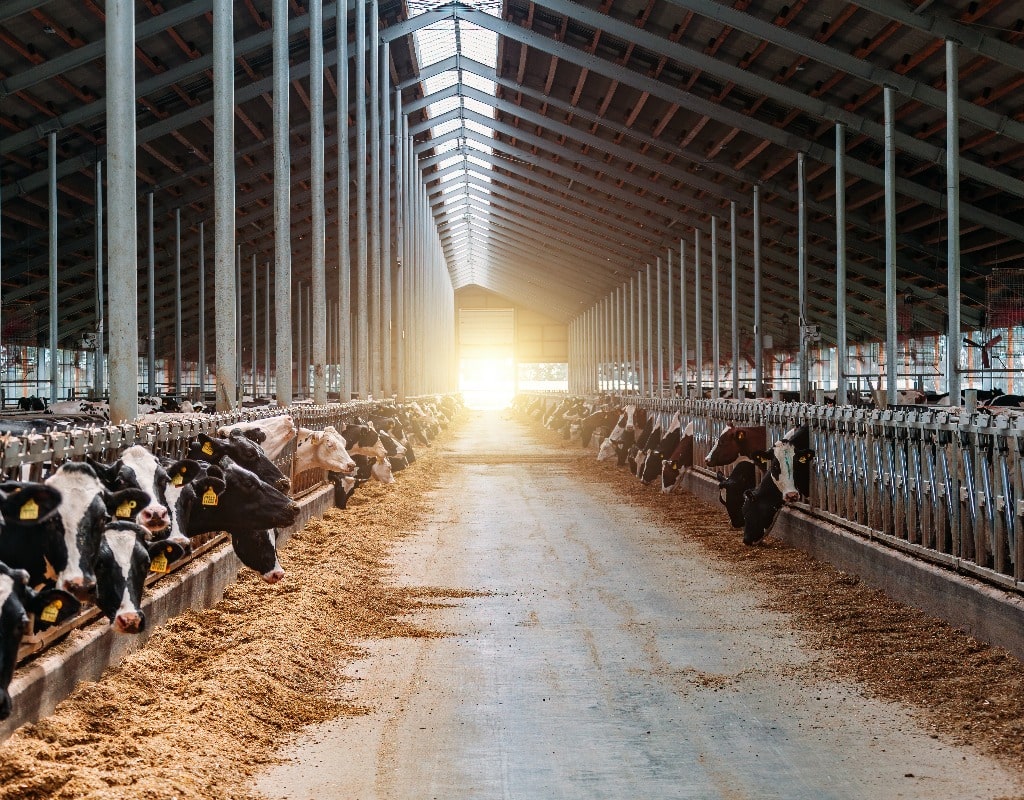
(262, 567, 285, 584)
(61, 576, 95, 599)
(140, 507, 170, 531)
(276, 478, 291, 492)
(114, 611, 145, 634)
(288, 502, 300, 516)
(784, 491, 801, 502)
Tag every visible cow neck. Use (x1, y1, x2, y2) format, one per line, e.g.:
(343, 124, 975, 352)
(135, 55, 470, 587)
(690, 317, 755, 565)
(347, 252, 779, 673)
(0, 574, 13, 609)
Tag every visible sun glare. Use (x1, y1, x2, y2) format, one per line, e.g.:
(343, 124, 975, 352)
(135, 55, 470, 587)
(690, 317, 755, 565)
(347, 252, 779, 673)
(459, 356, 515, 409)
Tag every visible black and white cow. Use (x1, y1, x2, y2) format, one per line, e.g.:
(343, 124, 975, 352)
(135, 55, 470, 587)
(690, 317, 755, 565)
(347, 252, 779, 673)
(640, 413, 682, 485)
(93, 520, 167, 633)
(230, 530, 285, 584)
(350, 454, 395, 484)
(741, 425, 815, 544)
(0, 563, 79, 719)
(341, 424, 389, 461)
(188, 431, 291, 492)
(660, 423, 696, 493)
(44, 462, 151, 598)
(87, 445, 176, 536)
(0, 482, 66, 587)
(716, 462, 759, 529)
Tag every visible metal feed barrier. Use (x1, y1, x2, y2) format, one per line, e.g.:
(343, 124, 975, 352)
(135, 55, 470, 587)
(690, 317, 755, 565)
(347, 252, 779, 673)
(527, 393, 1024, 596)
(7, 398, 405, 665)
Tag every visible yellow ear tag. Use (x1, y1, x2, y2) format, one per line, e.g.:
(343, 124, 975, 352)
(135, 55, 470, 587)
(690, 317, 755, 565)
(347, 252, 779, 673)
(149, 553, 169, 574)
(39, 600, 61, 623)
(202, 487, 219, 507)
(115, 500, 137, 519)
(201, 441, 214, 456)
(19, 498, 39, 521)
(172, 474, 184, 487)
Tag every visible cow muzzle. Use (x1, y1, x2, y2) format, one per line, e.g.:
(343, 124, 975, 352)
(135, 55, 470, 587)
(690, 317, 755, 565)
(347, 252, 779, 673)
(139, 506, 170, 532)
(114, 610, 145, 634)
(276, 477, 292, 493)
(262, 567, 285, 584)
(783, 491, 801, 503)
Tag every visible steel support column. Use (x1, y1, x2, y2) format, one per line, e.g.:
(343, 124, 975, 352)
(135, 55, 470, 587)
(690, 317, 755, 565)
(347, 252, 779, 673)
(797, 153, 808, 402)
(753, 186, 762, 398)
(310, 0, 327, 404)
(946, 41, 962, 403)
(214, 0, 236, 411)
(381, 39, 392, 396)
(730, 201, 739, 398)
(369, 0, 381, 396)
(147, 191, 156, 396)
(680, 238, 687, 399)
(667, 248, 674, 398)
(198, 222, 206, 398)
(274, 0, 292, 405)
(174, 208, 182, 395)
(884, 87, 898, 407)
(265, 261, 271, 396)
(711, 218, 719, 399)
(48, 132, 58, 401)
(694, 230, 703, 399)
(355, 0, 369, 397)
(337, 0, 351, 401)
(656, 258, 663, 397)
(105, 0, 138, 423)
(836, 124, 848, 406)
(94, 162, 105, 398)
(394, 86, 405, 401)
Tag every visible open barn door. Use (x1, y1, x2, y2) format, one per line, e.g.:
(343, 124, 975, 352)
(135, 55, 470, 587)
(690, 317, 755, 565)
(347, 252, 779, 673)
(459, 308, 515, 409)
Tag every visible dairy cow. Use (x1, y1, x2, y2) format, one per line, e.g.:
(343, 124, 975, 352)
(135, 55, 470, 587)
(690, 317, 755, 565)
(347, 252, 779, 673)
(93, 520, 155, 633)
(188, 432, 290, 492)
(178, 458, 300, 537)
(294, 426, 357, 475)
(230, 530, 285, 584)
(705, 424, 768, 468)
(0, 563, 79, 719)
(741, 425, 815, 544)
(0, 483, 66, 586)
(87, 445, 178, 536)
(350, 454, 395, 484)
(44, 462, 151, 598)
(716, 462, 758, 528)
(659, 423, 696, 493)
(218, 416, 297, 461)
(341, 424, 389, 461)
(640, 414, 682, 485)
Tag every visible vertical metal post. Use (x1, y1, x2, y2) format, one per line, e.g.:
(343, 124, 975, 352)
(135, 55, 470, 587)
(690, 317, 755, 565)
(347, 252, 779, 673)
(337, 0, 351, 401)
(310, 0, 327, 404)
(355, 0, 369, 398)
(174, 208, 182, 395)
(198, 222, 206, 398)
(835, 124, 848, 406)
(884, 87, 898, 407)
(48, 132, 59, 401)
(147, 191, 156, 396)
(94, 161, 105, 398)
(105, 0, 138, 423)
(694, 229, 703, 399)
(296, 281, 303, 397)
(753, 186, 763, 398)
(214, 0, 236, 411)
(265, 261, 271, 397)
(645, 265, 654, 397)
(946, 41, 962, 404)
(798, 152, 809, 402)
(274, 0, 292, 405)
(251, 254, 257, 398)
(656, 258, 663, 397)
(730, 201, 739, 399)
(392, 83, 403, 400)
(667, 248, 674, 398)
(235, 245, 242, 397)
(381, 39, 393, 396)
(680, 239, 687, 399)
(369, 0, 381, 396)
(711, 217, 719, 399)
(629, 276, 636, 393)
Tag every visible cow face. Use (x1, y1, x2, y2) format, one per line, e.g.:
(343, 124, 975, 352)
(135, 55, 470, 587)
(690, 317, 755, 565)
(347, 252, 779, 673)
(705, 425, 767, 468)
(330, 473, 358, 509)
(230, 530, 285, 583)
(93, 521, 150, 633)
(156, 458, 206, 550)
(0, 483, 67, 587)
(189, 432, 291, 493)
(182, 459, 299, 537)
(716, 462, 758, 529)
(45, 463, 150, 599)
(89, 445, 173, 535)
(741, 476, 783, 546)
(342, 424, 389, 461)
(640, 452, 664, 485)
(597, 437, 617, 462)
(294, 426, 357, 475)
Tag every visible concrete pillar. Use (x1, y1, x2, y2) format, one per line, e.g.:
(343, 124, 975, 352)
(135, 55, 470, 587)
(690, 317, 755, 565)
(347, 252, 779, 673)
(274, 0, 292, 405)
(214, 0, 237, 411)
(310, 0, 327, 404)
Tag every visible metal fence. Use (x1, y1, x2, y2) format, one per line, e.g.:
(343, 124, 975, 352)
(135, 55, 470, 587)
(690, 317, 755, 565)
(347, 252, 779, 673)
(10, 398, 409, 664)
(526, 393, 1024, 597)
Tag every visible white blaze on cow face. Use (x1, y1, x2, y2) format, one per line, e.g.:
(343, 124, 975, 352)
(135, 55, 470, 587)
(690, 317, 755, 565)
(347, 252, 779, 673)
(770, 440, 800, 502)
(46, 466, 106, 594)
(103, 527, 145, 633)
(295, 427, 357, 474)
(371, 458, 395, 484)
(597, 437, 617, 461)
(120, 446, 170, 533)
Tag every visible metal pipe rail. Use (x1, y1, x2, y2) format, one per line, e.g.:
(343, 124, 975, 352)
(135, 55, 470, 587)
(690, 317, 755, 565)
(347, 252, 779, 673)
(522, 392, 1024, 597)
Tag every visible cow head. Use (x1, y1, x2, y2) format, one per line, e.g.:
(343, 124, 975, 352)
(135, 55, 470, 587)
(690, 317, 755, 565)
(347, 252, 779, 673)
(189, 432, 291, 493)
(741, 479, 783, 546)
(89, 445, 173, 535)
(182, 458, 299, 537)
(717, 462, 758, 529)
(94, 520, 151, 633)
(231, 529, 285, 583)
(0, 482, 67, 587)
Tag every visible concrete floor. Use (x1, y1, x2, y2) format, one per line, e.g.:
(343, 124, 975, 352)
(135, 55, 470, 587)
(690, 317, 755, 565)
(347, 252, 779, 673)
(255, 410, 1021, 800)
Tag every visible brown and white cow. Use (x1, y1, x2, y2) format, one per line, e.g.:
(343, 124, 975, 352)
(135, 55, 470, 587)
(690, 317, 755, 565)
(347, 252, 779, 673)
(705, 424, 767, 468)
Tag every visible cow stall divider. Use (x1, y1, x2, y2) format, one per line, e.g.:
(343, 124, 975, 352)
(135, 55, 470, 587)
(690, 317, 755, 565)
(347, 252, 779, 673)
(1, 398, 405, 674)
(525, 392, 1024, 598)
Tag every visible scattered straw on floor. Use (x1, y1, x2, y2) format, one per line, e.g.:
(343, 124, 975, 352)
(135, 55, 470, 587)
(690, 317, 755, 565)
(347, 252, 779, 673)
(528, 417, 1024, 781)
(0, 417, 468, 800)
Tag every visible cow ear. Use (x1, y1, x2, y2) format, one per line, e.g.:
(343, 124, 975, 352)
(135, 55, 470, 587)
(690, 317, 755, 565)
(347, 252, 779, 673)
(165, 459, 203, 487)
(798, 449, 817, 463)
(193, 433, 223, 459)
(240, 428, 267, 445)
(103, 488, 151, 520)
(192, 476, 227, 509)
(26, 587, 81, 628)
(148, 540, 187, 569)
(87, 457, 119, 485)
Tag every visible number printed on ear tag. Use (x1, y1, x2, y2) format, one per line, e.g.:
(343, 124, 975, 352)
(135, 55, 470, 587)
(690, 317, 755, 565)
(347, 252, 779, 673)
(20, 498, 39, 521)
(201, 441, 214, 456)
(39, 600, 61, 623)
(202, 487, 219, 507)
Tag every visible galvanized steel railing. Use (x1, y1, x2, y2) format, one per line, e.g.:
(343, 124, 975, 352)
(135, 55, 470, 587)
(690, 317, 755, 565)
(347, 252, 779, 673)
(526, 393, 1024, 597)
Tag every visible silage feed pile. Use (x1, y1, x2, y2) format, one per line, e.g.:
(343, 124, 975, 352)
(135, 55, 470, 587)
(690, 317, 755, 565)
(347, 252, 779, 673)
(548, 423, 1024, 777)
(0, 422, 462, 800)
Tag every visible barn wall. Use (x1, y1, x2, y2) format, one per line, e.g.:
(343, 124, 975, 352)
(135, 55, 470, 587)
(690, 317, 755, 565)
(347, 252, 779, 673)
(455, 286, 567, 364)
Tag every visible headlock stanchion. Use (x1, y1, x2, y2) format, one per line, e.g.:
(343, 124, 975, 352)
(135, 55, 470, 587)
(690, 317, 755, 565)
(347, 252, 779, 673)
(523, 392, 1024, 596)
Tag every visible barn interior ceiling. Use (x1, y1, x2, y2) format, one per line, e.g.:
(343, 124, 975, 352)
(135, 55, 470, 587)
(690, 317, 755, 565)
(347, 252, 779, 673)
(0, 0, 1022, 360)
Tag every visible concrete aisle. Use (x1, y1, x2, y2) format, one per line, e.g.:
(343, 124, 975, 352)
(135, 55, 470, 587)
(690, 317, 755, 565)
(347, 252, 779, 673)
(255, 410, 1021, 800)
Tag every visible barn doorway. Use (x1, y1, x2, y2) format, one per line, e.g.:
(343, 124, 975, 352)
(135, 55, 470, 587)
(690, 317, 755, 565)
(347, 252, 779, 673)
(458, 307, 516, 409)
